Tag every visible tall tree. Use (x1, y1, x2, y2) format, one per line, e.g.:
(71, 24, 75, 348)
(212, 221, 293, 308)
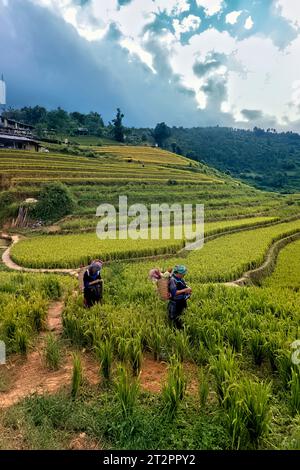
(152, 122, 171, 148)
(112, 108, 125, 142)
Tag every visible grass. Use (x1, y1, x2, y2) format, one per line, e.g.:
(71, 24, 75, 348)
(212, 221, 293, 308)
(96, 338, 113, 381)
(0, 273, 73, 357)
(115, 365, 139, 418)
(71, 353, 82, 399)
(44, 334, 62, 370)
(162, 356, 187, 418)
(264, 238, 300, 289)
(198, 368, 209, 408)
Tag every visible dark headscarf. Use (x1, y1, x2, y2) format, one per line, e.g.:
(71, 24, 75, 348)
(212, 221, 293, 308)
(88, 261, 102, 276)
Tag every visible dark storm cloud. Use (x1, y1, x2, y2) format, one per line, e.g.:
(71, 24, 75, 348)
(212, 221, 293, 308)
(193, 52, 227, 78)
(240, 109, 278, 129)
(118, 0, 133, 7)
(201, 75, 228, 110)
(1, 0, 222, 127)
(73, 0, 90, 6)
(1, 0, 289, 129)
(104, 22, 123, 41)
(241, 109, 263, 120)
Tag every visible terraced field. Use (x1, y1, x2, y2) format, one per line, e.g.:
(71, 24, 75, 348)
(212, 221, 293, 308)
(0, 149, 214, 185)
(90, 145, 196, 165)
(264, 238, 300, 289)
(1, 145, 300, 451)
(1, 148, 299, 225)
(10, 218, 300, 273)
(0, 272, 72, 354)
(59, 214, 276, 233)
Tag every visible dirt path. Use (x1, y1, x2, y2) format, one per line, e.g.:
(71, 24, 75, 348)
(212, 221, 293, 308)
(224, 230, 300, 287)
(2, 216, 299, 277)
(1, 233, 79, 276)
(0, 296, 99, 408)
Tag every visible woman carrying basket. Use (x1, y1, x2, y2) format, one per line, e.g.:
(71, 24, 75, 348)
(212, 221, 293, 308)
(168, 265, 192, 330)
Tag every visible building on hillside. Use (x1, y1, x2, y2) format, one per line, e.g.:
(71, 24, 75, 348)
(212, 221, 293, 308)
(0, 134, 41, 152)
(0, 116, 35, 137)
(0, 75, 41, 152)
(74, 127, 89, 135)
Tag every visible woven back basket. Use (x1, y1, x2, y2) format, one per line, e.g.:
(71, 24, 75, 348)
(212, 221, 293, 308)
(157, 278, 170, 301)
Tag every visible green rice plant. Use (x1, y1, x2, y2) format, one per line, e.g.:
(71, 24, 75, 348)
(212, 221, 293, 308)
(226, 321, 244, 353)
(224, 385, 246, 450)
(147, 327, 163, 361)
(210, 347, 236, 405)
(265, 333, 282, 372)
(198, 368, 209, 408)
(115, 364, 139, 418)
(162, 355, 186, 418)
(40, 276, 62, 300)
(193, 341, 209, 366)
(243, 314, 261, 331)
(240, 378, 272, 446)
(28, 294, 48, 332)
(290, 369, 300, 416)
(16, 328, 29, 355)
(127, 336, 143, 377)
(116, 336, 128, 362)
(171, 330, 191, 362)
(276, 349, 295, 389)
(32, 308, 45, 332)
(249, 331, 266, 366)
(44, 333, 61, 370)
(95, 338, 113, 381)
(84, 323, 104, 348)
(71, 352, 83, 399)
(198, 322, 221, 355)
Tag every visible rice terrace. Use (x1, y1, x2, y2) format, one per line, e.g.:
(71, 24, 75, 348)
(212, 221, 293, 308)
(1, 139, 300, 452)
(1, 0, 300, 459)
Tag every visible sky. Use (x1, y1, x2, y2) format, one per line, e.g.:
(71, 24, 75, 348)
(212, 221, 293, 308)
(1, 0, 300, 129)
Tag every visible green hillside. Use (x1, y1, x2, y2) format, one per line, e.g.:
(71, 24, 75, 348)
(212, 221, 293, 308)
(162, 126, 300, 193)
(1, 145, 299, 228)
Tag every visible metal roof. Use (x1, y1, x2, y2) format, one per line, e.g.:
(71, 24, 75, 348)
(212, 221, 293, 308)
(0, 117, 35, 129)
(0, 134, 39, 144)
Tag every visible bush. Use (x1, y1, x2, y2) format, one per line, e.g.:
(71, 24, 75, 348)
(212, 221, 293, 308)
(34, 182, 74, 222)
(84, 151, 97, 158)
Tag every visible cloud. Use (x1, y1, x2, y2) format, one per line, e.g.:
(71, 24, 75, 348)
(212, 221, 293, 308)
(225, 10, 242, 25)
(2, 0, 300, 131)
(241, 109, 263, 120)
(287, 80, 300, 119)
(193, 52, 227, 78)
(244, 16, 254, 30)
(118, 0, 132, 7)
(1, 0, 211, 127)
(195, 0, 223, 16)
(201, 75, 228, 110)
(275, 0, 300, 29)
(173, 15, 201, 39)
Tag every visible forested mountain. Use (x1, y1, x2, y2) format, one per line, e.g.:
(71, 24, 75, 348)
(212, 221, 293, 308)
(167, 126, 300, 193)
(125, 125, 300, 193)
